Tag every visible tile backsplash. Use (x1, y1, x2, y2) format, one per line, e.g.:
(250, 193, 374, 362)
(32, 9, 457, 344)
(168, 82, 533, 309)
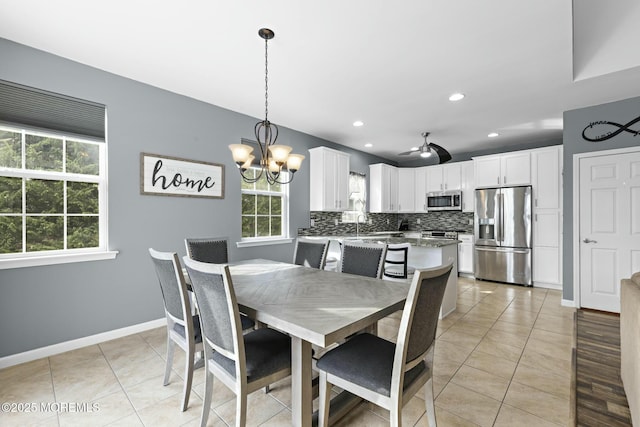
(298, 211, 474, 236)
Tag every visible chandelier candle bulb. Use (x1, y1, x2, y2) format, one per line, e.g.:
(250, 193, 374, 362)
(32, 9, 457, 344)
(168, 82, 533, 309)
(268, 159, 280, 173)
(229, 144, 253, 164)
(240, 155, 255, 171)
(269, 145, 292, 163)
(286, 154, 305, 172)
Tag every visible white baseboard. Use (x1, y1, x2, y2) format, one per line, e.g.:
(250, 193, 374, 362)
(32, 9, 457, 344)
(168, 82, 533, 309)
(533, 282, 563, 291)
(0, 318, 165, 370)
(561, 299, 577, 308)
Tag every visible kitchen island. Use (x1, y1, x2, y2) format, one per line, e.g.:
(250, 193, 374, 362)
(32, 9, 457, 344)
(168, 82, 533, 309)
(309, 234, 459, 318)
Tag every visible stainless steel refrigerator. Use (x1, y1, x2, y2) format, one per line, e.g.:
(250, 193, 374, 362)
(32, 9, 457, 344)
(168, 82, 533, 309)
(474, 186, 532, 286)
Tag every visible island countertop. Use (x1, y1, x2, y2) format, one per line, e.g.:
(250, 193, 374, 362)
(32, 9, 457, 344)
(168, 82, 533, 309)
(304, 233, 459, 318)
(301, 234, 460, 248)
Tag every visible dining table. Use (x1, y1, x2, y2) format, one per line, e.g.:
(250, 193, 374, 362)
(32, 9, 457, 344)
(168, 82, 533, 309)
(226, 258, 412, 427)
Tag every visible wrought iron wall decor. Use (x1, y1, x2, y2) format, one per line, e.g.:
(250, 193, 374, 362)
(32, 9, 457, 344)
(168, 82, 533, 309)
(582, 114, 640, 142)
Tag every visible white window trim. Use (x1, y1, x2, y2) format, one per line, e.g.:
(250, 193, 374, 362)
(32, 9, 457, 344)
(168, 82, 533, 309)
(0, 250, 119, 269)
(0, 124, 116, 266)
(239, 169, 290, 245)
(236, 238, 293, 248)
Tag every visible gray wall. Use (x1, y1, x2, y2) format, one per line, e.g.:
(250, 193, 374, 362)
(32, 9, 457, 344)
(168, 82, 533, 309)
(562, 95, 640, 301)
(0, 38, 388, 357)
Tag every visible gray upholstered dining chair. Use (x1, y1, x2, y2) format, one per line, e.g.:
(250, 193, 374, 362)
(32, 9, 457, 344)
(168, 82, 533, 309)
(340, 240, 387, 279)
(148, 248, 204, 412)
(383, 242, 416, 281)
(184, 236, 229, 264)
(316, 263, 454, 427)
(184, 236, 255, 332)
(183, 257, 292, 427)
(293, 237, 330, 269)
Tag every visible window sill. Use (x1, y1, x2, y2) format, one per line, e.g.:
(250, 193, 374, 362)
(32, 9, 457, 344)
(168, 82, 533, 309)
(236, 238, 293, 248)
(0, 251, 119, 270)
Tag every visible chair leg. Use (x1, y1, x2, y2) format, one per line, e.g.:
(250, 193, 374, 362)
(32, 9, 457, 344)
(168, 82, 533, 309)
(164, 338, 175, 386)
(181, 343, 195, 411)
(424, 377, 437, 427)
(390, 405, 402, 427)
(235, 392, 247, 427)
(200, 368, 213, 427)
(318, 371, 332, 427)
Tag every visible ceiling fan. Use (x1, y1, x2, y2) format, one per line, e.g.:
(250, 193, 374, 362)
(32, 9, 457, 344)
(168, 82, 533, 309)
(398, 132, 452, 164)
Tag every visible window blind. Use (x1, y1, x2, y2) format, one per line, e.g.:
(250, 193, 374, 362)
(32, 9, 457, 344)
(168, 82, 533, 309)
(0, 79, 105, 140)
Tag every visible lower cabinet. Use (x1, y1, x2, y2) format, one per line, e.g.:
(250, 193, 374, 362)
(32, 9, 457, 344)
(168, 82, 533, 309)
(458, 234, 474, 274)
(532, 210, 562, 286)
(533, 246, 561, 285)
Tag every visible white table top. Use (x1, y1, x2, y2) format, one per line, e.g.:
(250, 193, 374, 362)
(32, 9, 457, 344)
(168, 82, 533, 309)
(229, 259, 411, 348)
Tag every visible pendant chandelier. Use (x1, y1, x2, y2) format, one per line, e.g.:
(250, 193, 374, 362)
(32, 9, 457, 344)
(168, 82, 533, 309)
(229, 28, 304, 185)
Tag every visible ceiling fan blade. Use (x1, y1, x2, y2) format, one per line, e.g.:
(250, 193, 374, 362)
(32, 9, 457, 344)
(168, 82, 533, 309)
(428, 143, 452, 164)
(398, 150, 417, 155)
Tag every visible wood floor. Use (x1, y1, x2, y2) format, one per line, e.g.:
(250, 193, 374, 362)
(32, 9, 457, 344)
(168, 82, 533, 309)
(575, 309, 632, 426)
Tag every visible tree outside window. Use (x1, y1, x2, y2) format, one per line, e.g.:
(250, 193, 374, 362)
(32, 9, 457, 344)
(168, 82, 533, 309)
(0, 126, 104, 255)
(240, 168, 288, 239)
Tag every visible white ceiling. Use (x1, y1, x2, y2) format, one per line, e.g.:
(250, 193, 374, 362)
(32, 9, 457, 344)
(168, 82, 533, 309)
(1, 0, 640, 163)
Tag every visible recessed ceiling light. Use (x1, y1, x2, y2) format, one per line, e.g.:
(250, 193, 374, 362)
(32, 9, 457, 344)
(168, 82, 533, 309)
(364, 143, 373, 148)
(488, 132, 499, 138)
(353, 120, 364, 127)
(449, 93, 465, 102)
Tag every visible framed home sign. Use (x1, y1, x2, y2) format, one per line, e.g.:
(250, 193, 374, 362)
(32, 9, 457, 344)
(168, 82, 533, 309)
(140, 152, 224, 199)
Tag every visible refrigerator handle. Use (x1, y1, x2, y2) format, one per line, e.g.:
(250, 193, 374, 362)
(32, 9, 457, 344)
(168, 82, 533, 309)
(499, 192, 504, 243)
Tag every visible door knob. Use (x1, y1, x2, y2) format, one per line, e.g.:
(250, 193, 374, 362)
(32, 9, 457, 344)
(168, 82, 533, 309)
(583, 238, 598, 244)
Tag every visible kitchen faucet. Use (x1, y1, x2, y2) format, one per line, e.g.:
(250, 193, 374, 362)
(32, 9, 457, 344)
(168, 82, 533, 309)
(356, 214, 366, 238)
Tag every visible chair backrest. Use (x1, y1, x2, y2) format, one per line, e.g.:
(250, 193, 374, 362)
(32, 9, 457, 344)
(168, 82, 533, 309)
(148, 248, 191, 324)
(182, 257, 243, 365)
(383, 242, 411, 278)
(184, 237, 229, 264)
(293, 237, 330, 269)
(340, 241, 387, 279)
(392, 263, 453, 388)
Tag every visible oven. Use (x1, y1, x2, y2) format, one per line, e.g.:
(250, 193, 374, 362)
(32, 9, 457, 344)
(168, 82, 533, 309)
(422, 230, 459, 240)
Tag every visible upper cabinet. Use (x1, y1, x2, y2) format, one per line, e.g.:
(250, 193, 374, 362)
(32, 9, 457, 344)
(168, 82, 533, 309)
(414, 167, 428, 212)
(531, 146, 562, 210)
(309, 147, 350, 212)
(369, 163, 399, 213)
(474, 152, 531, 188)
(460, 160, 475, 212)
(426, 163, 462, 192)
(397, 168, 415, 212)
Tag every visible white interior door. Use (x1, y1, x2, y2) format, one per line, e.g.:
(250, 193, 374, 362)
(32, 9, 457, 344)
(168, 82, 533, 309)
(579, 150, 640, 312)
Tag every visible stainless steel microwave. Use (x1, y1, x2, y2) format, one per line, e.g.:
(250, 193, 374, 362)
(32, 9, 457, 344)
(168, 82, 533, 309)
(426, 190, 462, 211)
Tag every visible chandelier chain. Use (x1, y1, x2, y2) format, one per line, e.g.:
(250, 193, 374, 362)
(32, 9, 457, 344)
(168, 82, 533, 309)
(264, 37, 269, 123)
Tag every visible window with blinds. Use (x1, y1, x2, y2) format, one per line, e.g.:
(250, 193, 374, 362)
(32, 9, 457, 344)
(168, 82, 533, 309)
(0, 80, 110, 264)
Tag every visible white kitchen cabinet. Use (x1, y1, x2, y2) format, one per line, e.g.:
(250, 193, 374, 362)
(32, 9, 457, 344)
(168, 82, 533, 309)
(426, 163, 462, 192)
(369, 163, 398, 213)
(461, 160, 475, 213)
(531, 145, 563, 287)
(458, 233, 474, 274)
(534, 211, 560, 248)
(309, 147, 350, 211)
(474, 152, 531, 188)
(397, 168, 415, 212)
(531, 146, 562, 210)
(533, 246, 561, 285)
(414, 166, 428, 212)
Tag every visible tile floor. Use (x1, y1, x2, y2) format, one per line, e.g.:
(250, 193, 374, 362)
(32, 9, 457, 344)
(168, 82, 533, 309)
(0, 276, 575, 426)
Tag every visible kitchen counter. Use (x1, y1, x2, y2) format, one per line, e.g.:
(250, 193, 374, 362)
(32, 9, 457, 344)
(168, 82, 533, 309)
(305, 234, 460, 248)
(304, 234, 458, 318)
